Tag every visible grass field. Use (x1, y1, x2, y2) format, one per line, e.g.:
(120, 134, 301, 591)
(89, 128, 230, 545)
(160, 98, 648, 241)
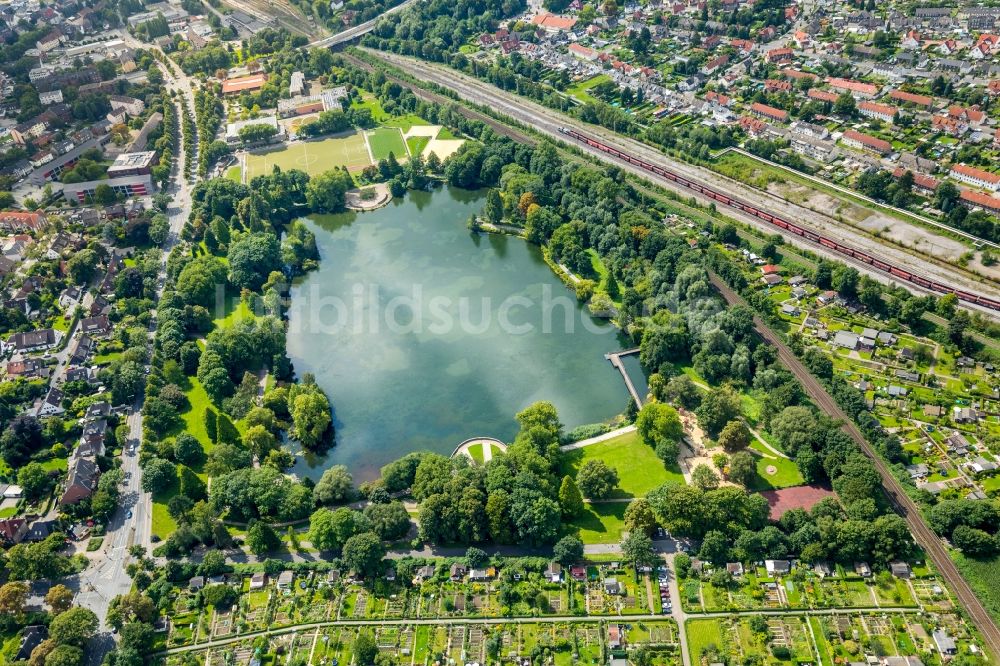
(566, 74, 611, 104)
(406, 135, 431, 157)
(953, 552, 1000, 623)
(225, 166, 242, 182)
(367, 127, 407, 161)
(686, 619, 725, 659)
(244, 132, 371, 178)
(748, 443, 805, 491)
(559, 430, 684, 498)
(566, 501, 628, 544)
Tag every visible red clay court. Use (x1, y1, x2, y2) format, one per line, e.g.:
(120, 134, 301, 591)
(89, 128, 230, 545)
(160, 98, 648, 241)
(760, 485, 836, 519)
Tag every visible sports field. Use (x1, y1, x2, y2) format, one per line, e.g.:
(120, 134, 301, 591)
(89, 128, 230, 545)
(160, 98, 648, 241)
(367, 127, 408, 161)
(243, 132, 371, 179)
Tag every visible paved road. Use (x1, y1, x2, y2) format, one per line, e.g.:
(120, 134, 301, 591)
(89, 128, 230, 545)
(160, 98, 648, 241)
(706, 271, 1000, 661)
(73, 58, 201, 661)
(362, 50, 1000, 309)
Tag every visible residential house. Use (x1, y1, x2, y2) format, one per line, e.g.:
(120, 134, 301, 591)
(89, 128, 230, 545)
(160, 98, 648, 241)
(858, 101, 897, 123)
(60, 457, 99, 505)
(950, 164, 1000, 191)
(841, 129, 891, 155)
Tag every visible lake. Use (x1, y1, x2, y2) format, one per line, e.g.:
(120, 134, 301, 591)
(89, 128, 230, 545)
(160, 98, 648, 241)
(286, 186, 635, 479)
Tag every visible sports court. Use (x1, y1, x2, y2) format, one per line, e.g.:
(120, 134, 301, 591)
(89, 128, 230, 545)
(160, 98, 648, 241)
(243, 131, 372, 179)
(367, 127, 408, 161)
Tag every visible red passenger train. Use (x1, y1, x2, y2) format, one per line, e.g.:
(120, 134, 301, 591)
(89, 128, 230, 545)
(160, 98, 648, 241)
(557, 127, 1000, 312)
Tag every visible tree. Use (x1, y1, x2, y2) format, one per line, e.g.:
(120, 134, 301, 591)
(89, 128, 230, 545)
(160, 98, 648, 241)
(769, 406, 818, 456)
(306, 168, 355, 213)
(636, 402, 683, 459)
(149, 214, 170, 245)
(173, 433, 204, 466)
(176, 256, 227, 308)
(106, 591, 156, 630)
(44, 645, 83, 666)
(313, 465, 354, 505)
(49, 607, 99, 647)
(696, 386, 742, 437)
(342, 532, 386, 577)
(45, 584, 74, 615)
(952, 525, 997, 557)
(363, 502, 410, 541)
(354, 632, 378, 666)
(246, 521, 280, 555)
(621, 531, 655, 567)
(698, 529, 728, 564)
(576, 459, 619, 499)
(558, 475, 584, 518)
(0, 581, 28, 616)
(717, 420, 750, 452)
(289, 387, 332, 449)
(553, 535, 584, 565)
(141, 457, 177, 494)
(728, 450, 756, 487)
(67, 249, 99, 285)
(624, 498, 657, 536)
(834, 91, 856, 116)
(17, 462, 52, 501)
(483, 188, 503, 224)
(691, 464, 720, 491)
(227, 233, 281, 291)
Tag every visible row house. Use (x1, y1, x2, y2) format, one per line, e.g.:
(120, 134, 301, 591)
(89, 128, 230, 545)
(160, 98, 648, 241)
(766, 47, 793, 64)
(826, 77, 879, 99)
(892, 168, 939, 194)
(858, 101, 897, 123)
(889, 89, 933, 109)
(841, 129, 891, 155)
(960, 189, 1000, 214)
(950, 164, 1000, 192)
(750, 102, 788, 123)
(807, 88, 839, 104)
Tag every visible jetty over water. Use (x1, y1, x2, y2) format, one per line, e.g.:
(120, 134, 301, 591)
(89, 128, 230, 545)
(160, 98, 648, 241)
(605, 347, 644, 407)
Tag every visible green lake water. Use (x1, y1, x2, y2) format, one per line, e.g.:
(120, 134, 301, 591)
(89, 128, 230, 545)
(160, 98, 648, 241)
(286, 186, 634, 479)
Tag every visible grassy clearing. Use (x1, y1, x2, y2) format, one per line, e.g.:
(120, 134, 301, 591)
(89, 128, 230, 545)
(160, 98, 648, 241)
(225, 166, 242, 182)
(179, 376, 217, 456)
(565, 74, 612, 104)
(566, 501, 627, 544)
(367, 127, 408, 161)
(406, 135, 430, 157)
(383, 114, 429, 132)
(151, 471, 180, 540)
(686, 619, 725, 658)
(213, 289, 253, 329)
(748, 444, 805, 491)
(559, 430, 683, 498)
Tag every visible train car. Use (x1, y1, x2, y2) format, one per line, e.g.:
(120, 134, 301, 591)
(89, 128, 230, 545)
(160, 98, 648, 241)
(557, 127, 1000, 312)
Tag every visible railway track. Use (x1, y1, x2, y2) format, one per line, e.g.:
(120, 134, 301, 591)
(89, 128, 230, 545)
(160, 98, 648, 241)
(707, 272, 1000, 660)
(560, 127, 1000, 312)
(363, 50, 1000, 315)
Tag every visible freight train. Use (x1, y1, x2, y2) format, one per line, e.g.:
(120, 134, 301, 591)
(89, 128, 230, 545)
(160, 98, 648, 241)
(557, 127, 1000, 312)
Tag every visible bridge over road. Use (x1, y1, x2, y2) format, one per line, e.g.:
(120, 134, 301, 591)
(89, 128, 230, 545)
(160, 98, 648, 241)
(308, 0, 420, 49)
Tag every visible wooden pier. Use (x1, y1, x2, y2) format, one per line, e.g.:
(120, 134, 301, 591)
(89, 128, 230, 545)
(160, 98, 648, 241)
(605, 347, 643, 407)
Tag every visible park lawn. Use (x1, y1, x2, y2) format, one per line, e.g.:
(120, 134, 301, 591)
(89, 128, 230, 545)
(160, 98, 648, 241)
(352, 93, 389, 123)
(151, 470, 180, 540)
(406, 135, 430, 158)
(559, 430, 683, 498)
(686, 619, 725, 659)
(436, 126, 459, 140)
(244, 132, 371, 178)
(367, 127, 408, 161)
(383, 114, 430, 132)
(467, 442, 485, 464)
(40, 456, 68, 472)
(225, 166, 242, 182)
(179, 376, 217, 457)
(213, 289, 253, 329)
(748, 445, 805, 491)
(565, 501, 627, 544)
(566, 74, 611, 104)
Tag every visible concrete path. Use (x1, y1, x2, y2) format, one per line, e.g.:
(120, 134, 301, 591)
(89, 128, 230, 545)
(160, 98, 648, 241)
(560, 425, 636, 451)
(749, 427, 789, 459)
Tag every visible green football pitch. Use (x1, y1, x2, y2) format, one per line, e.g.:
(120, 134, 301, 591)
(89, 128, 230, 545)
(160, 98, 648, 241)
(243, 132, 372, 179)
(366, 127, 408, 161)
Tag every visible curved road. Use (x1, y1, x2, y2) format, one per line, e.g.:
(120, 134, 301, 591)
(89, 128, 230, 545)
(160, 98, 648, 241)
(707, 271, 1000, 661)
